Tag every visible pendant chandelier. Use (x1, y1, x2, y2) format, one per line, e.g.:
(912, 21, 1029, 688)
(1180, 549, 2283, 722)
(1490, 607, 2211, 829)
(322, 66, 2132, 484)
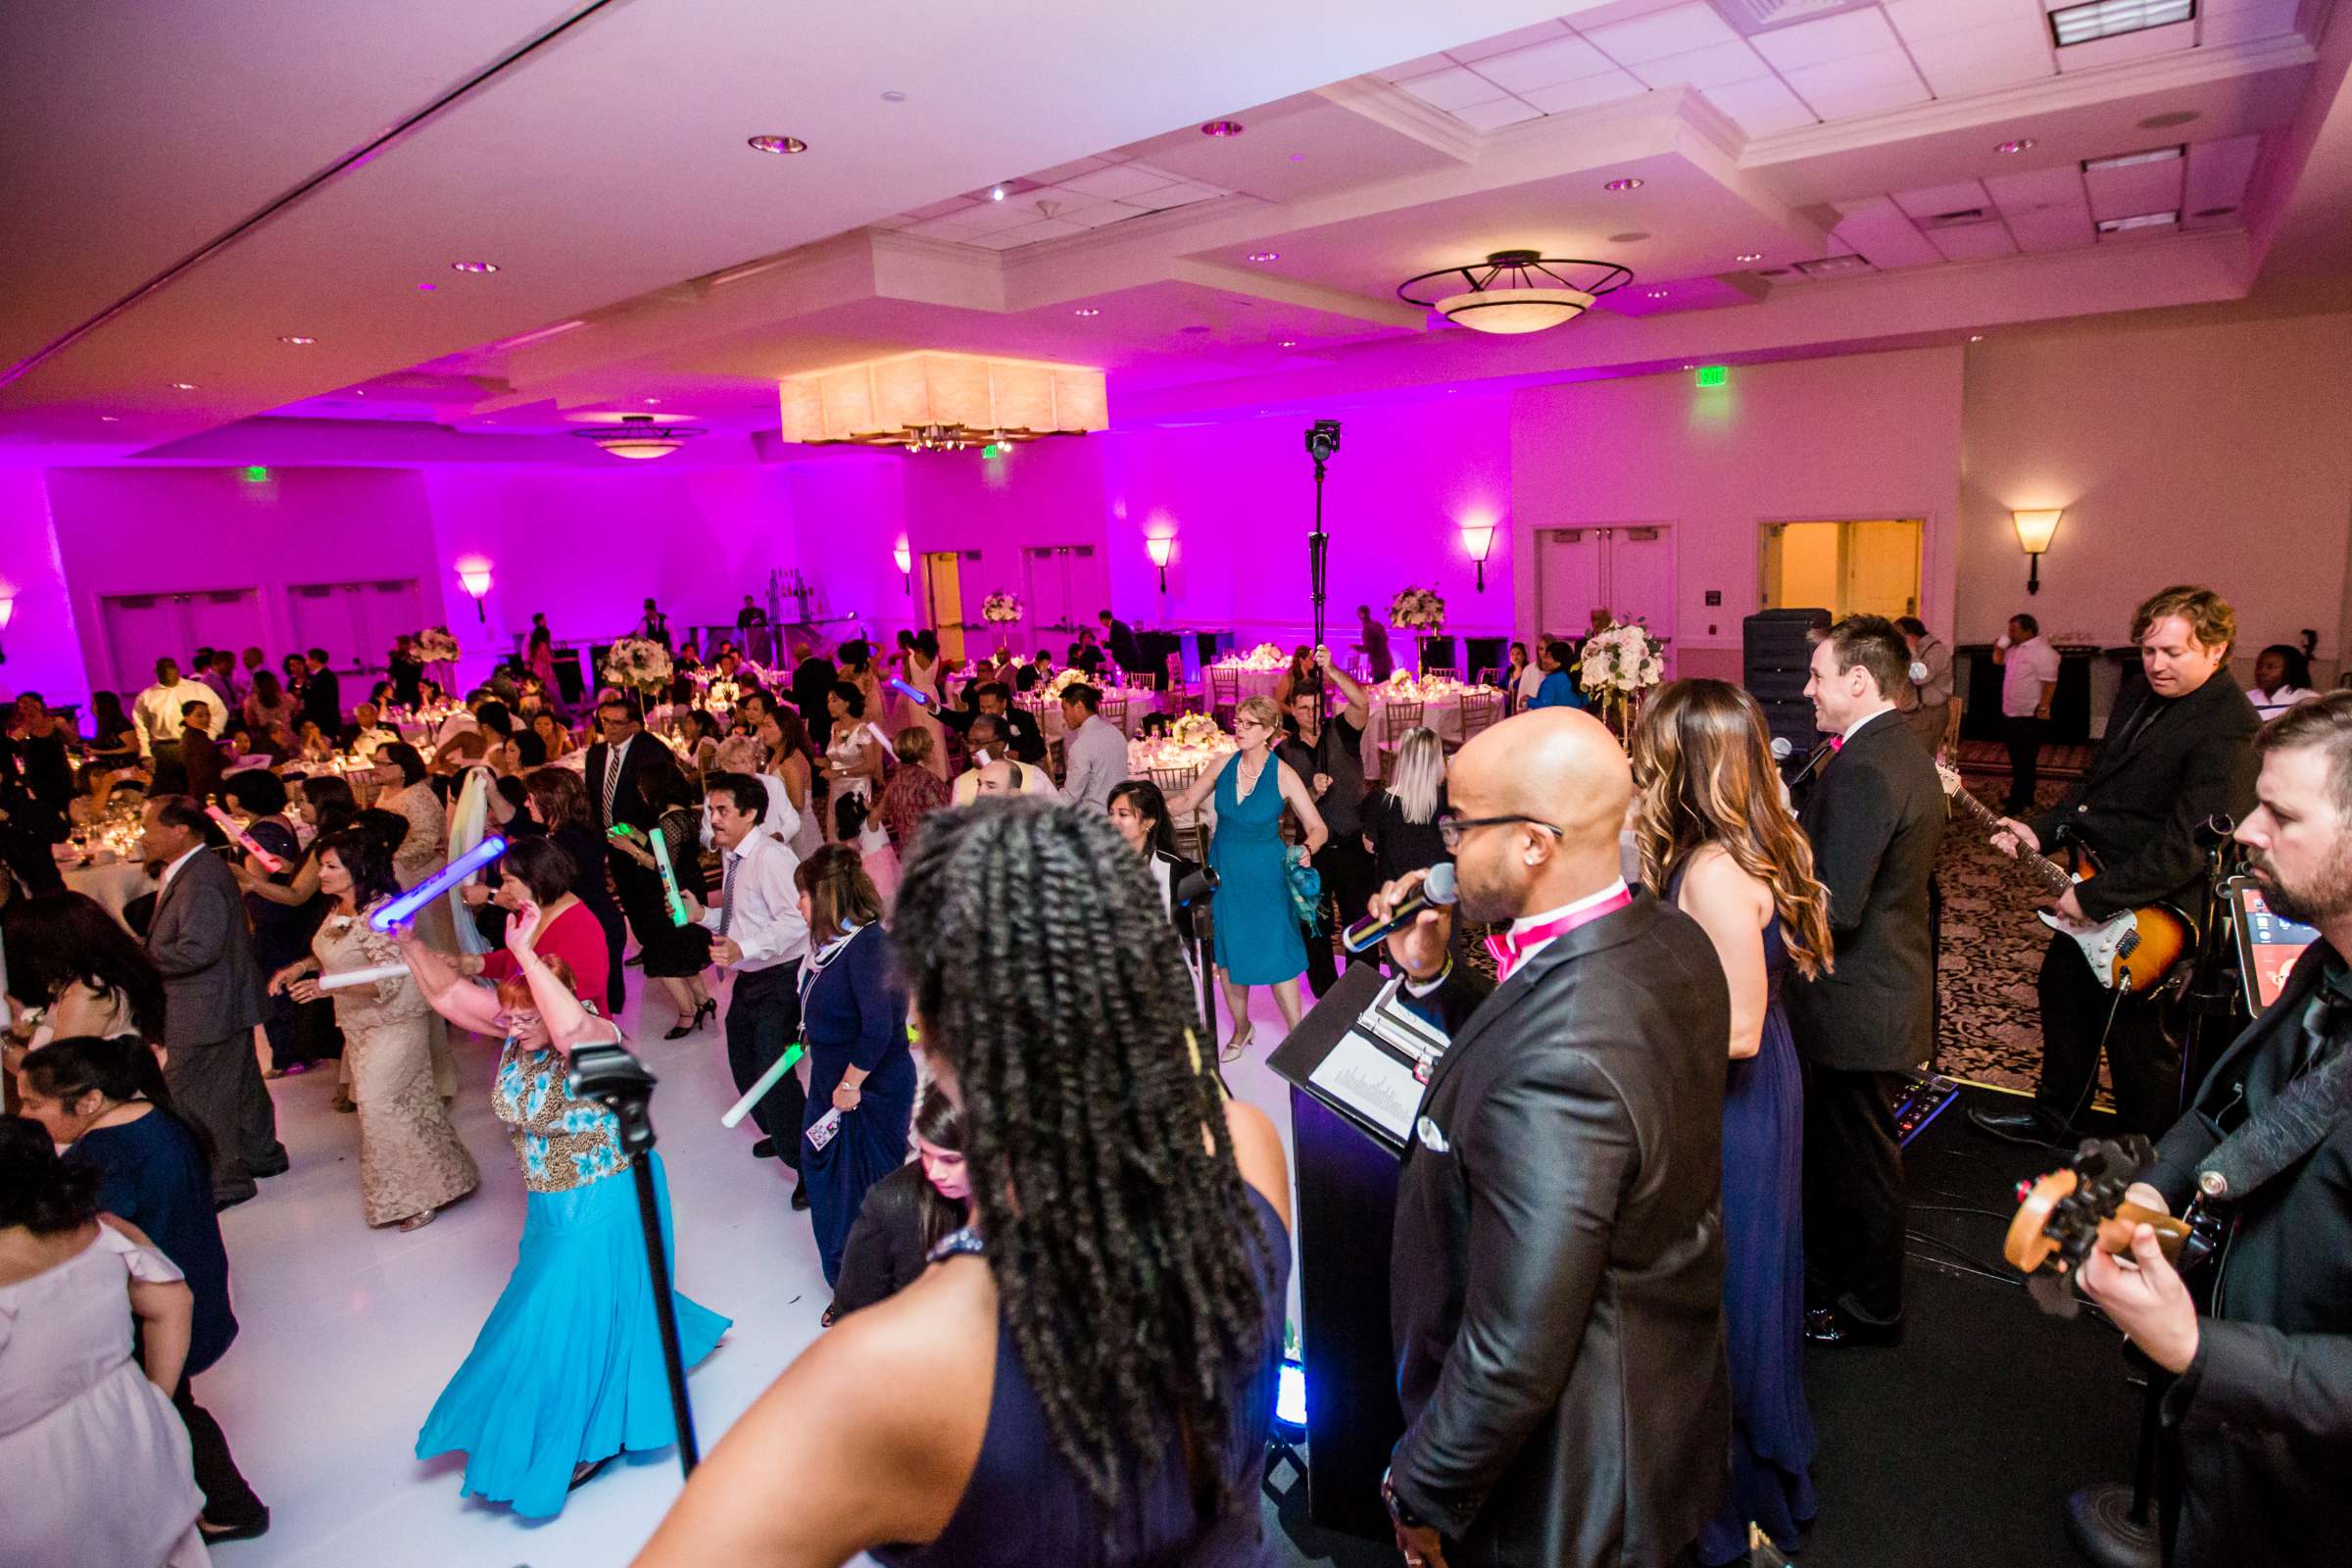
(571, 414, 710, 461)
(778, 352, 1107, 452)
(1397, 250, 1633, 336)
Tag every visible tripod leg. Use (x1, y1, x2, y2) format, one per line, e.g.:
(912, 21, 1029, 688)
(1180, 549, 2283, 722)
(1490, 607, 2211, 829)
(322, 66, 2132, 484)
(632, 1156, 701, 1477)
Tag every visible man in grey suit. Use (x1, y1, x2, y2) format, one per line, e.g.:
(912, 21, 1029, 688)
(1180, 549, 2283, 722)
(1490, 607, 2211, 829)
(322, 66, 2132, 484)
(140, 795, 284, 1207)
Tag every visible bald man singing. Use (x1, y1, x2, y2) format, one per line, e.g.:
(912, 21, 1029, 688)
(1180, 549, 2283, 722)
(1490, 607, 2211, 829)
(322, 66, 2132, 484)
(1374, 710, 1733, 1568)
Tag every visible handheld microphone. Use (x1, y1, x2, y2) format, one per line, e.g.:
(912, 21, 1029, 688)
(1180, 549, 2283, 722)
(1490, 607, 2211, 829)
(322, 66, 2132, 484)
(1343, 862, 1457, 954)
(1770, 737, 1792, 760)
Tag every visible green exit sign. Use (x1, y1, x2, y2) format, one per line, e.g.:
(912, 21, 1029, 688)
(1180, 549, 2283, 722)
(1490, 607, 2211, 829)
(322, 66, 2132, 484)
(1694, 365, 1728, 388)
(241, 466, 270, 482)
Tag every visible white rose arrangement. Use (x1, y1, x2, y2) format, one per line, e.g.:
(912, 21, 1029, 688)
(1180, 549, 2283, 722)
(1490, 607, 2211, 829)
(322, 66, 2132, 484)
(415, 627, 462, 663)
(1170, 712, 1223, 749)
(1578, 622, 1667, 698)
(602, 636, 674, 695)
(981, 591, 1025, 625)
(1388, 587, 1446, 630)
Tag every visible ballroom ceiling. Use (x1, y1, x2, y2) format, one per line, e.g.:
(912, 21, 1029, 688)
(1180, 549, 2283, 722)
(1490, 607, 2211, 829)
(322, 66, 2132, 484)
(5, 0, 2349, 461)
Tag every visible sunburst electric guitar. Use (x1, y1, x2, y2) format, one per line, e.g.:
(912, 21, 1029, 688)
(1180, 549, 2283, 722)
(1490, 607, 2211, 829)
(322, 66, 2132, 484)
(1936, 762, 2192, 995)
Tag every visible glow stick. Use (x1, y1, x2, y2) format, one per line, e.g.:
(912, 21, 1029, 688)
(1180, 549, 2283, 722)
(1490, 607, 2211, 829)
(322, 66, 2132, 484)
(370, 835, 508, 931)
(888, 678, 931, 708)
(206, 806, 284, 872)
(646, 824, 688, 926)
(318, 962, 406, 992)
(720, 1043, 807, 1128)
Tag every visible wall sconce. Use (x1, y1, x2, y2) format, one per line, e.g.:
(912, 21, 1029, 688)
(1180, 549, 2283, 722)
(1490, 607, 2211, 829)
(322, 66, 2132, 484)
(2011, 509, 2062, 596)
(1460, 520, 1496, 593)
(1145, 534, 1174, 593)
(0, 593, 14, 664)
(457, 562, 493, 622)
(892, 541, 912, 594)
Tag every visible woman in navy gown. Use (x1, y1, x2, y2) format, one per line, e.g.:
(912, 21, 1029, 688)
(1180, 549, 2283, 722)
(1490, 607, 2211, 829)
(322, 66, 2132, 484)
(1631, 679, 1834, 1565)
(1167, 695, 1328, 1057)
(791, 845, 912, 1308)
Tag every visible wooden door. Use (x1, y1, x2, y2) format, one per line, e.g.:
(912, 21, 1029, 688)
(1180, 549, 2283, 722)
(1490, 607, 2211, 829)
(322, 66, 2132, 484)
(922, 552, 966, 663)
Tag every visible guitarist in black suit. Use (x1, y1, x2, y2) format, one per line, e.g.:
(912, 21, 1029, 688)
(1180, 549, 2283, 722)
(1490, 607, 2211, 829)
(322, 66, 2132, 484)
(1788, 614, 1946, 1347)
(584, 694, 687, 992)
(1973, 585, 2259, 1144)
(1372, 710, 1731, 1568)
(2078, 693, 2352, 1568)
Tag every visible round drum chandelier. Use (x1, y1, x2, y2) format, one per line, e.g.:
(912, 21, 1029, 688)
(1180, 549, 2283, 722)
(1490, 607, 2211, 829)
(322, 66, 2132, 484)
(1397, 250, 1634, 336)
(572, 413, 709, 461)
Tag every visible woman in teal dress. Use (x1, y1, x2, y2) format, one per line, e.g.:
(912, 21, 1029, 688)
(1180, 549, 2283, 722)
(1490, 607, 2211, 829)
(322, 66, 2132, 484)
(1170, 695, 1328, 1057)
(396, 903, 729, 1518)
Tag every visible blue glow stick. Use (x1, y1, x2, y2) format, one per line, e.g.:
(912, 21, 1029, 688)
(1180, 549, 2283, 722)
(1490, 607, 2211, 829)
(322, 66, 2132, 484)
(888, 677, 931, 707)
(370, 835, 509, 931)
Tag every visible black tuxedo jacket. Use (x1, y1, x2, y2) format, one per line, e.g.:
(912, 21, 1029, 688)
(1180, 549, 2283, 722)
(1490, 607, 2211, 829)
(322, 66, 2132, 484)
(585, 733, 683, 839)
(2142, 941, 2352, 1568)
(300, 666, 341, 731)
(1389, 892, 1730, 1566)
(1105, 618, 1145, 672)
(1787, 710, 1945, 1073)
(2028, 669, 2257, 920)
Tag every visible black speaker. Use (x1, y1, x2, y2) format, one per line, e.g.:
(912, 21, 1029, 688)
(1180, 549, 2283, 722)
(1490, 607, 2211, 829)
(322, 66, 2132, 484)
(1743, 609, 1827, 757)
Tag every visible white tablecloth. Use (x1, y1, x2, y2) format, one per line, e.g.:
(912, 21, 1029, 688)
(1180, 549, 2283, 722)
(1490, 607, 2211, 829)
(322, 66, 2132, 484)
(1203, 664, 1285, 703)
(1361, 686, 1502, 779)
(1034, 688, 1163, 741)
(63, 858, 159, 930)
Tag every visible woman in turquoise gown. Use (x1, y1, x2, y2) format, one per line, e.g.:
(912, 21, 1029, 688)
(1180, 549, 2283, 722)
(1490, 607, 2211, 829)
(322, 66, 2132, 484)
(1169, 695, 1329, 1057)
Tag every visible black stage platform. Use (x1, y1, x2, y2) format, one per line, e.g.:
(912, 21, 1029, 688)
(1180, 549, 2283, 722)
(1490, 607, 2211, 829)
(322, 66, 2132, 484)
(1267, 1082, 2140, 1568)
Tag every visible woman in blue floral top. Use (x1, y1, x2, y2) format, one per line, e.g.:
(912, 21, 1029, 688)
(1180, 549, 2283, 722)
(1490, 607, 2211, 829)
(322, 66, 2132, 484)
(396, 901, 730, 1518)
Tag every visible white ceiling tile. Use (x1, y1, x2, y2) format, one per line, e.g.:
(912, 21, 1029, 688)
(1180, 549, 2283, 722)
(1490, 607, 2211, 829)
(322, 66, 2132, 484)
(1446, 20, 1572, 63)
(1381, 53, 1457, 80)
(1518, 72, 1650, 115)
(1058, 164, 1181, 199)
(2055, 21, 2194, 71)
(903, 196, 978, 220)
(2184, 133, 2262, 216)
(1925, 221, 2019, 262)
(904, 213, 993, 242)
(1579, 3, 1742, 65)
(1901, 23, 2049, 71)
(1067, 203, 1149, 229)
(1398, 66, 1512, 110)
(1749, 9, 1902, 71)
(1806, 77, 1936, 120)
(1629, 39, 1773, 89)
(1984, 164, 2089, 212)
(1450, 96, 1549, 130)
(1892, 178, 1992, 218)
(1911, 48, 2056, 97)
(1830, 195, 1944, 268)
(1700, 75, 1818, 134)
(1782, 47, 1928, 97)
(2084, 154, 2184, 220)
(970, 219, 1091, 252)
(2200, 0, 2302, 45)
(1471, 36, 1619, 92)
(1023, 157, 1110, 186)
(2004, 201, 2093, 252)
(1886, 0, 2038, 42)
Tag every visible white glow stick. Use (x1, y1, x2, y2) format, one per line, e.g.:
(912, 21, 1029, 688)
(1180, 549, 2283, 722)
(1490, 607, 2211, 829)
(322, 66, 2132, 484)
(207, 806, 284, 872)
(371, 836, 509, 931)
(720, 1042, 807, 1128)
(318, 962, 406, 992)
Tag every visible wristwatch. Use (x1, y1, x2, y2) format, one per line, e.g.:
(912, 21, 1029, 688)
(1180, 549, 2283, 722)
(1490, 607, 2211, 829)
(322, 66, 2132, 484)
(1382, 1468, 1434, 1531)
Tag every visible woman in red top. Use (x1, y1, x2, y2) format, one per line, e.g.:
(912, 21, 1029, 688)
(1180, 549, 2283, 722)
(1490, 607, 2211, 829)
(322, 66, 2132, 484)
(451, 837, 610, 1004)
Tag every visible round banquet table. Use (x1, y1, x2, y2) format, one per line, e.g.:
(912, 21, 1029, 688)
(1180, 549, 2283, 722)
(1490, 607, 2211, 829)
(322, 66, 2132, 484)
(1361, 685, 1501, 780)
(1034, 687, 1163, 741)
(62, 856, 161, 931)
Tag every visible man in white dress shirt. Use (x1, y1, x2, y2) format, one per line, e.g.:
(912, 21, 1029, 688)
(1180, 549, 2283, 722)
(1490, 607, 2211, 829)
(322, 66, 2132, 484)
(131, 657, 210, 761)
(1058, 683, 1130, 810)
(1993, 612, 2062, 813)
(685, 771, 813, 1199)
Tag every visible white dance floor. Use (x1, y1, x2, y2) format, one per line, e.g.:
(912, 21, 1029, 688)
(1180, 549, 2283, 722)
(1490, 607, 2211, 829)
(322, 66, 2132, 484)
(205, 975, 1305, 1568)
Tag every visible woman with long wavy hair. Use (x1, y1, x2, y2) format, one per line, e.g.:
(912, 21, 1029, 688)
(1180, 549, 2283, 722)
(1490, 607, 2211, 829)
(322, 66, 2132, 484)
(632, 800, 1293, 1568)
(1630, 678, 1832, 1567)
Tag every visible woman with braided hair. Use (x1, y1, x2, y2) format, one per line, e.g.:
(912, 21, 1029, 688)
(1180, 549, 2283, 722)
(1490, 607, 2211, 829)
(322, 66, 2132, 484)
(633, 799, 1294, 1568)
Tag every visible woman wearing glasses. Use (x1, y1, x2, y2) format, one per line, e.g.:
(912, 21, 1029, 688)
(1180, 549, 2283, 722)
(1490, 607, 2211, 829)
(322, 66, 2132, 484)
(1629, 679, 1834, 1568)
(1168, 696, 1327, 1056)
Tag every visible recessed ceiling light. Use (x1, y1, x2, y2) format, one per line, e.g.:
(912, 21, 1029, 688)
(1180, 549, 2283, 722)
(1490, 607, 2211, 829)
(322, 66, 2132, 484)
(100, 415, 120, 422)
(1200, 120, 1245, 137)
(989, 185, 1007, 202)
(278, 335, 317, 345)
(1248, 251, 1280, 262)
(450, 261, 499, 273)
(2084, 145, 2183, 172)
(880, 90, 907, 103)
(1288, 152, 1305, 163)
(169, 382, 197, 390)
(1279, 339, 1297, 348)
(1969, 334, 1986, 342)
(1072, 307, 1101, 317)
(1736, 252, 1763, 263)
(1997, 138, 2035, 154)
(1605, 177, 1643, 191)
(353, 389, 366, 396)
(748, 134, 808, 155)
(2050, 0, 2193, 49)
(2096, 210, 2180, 233)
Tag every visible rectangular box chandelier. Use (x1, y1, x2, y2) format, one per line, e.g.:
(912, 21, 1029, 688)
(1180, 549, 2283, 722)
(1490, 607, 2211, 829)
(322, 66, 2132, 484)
(778, 352, 1108, 451)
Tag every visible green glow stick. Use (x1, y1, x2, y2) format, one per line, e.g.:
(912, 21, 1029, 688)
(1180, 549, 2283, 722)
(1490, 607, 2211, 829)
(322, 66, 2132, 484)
(646, 825, 688, 926)
(721, 1043, 806, 1128)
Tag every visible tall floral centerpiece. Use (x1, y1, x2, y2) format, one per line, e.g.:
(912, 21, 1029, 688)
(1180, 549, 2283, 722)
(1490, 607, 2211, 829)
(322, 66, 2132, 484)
(602, 636, 674, 721)
(1389, 586, 1446, 675)
(414, 626, 462, 691)
(980, 590, 1024, 659)
(1578, 621, 1666, 742)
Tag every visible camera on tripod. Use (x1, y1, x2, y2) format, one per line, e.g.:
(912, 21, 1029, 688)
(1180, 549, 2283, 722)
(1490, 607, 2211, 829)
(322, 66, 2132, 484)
(1304, 419, 1341, 462)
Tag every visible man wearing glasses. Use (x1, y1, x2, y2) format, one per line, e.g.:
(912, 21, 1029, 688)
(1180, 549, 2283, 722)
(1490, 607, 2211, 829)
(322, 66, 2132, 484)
(1373, 709, 1732, 1568)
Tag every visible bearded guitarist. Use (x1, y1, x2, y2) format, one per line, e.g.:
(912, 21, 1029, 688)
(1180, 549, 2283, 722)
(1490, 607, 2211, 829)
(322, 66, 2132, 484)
(1972, 585, 2258, 1144)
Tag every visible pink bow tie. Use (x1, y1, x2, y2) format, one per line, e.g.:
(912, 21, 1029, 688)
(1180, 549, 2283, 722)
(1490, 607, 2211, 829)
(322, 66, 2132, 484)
(1484, 889, 1635, 982)
(1830, 735, 1844, 752)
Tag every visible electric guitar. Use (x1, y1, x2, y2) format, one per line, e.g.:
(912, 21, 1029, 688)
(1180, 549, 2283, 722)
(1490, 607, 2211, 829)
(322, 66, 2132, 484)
(2005, 1135, 2221, 1317)
(1936, 762, 2192, 995)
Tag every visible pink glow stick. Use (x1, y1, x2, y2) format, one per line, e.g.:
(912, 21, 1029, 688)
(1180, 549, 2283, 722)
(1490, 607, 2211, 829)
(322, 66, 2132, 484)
(206, 806, 284, 872)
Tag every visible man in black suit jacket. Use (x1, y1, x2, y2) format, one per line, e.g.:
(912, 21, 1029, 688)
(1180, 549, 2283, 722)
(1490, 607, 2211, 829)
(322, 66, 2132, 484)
(2078, 694, 2352, 1568)
(1375, 710, 1731, 1568)
(1788, 614, 1946, 1346)
(1098, 610, 1144, 674)
(789, 643, 837, 751)
(299, 647, 341, 733)
(584, 694, 687, 979)
(1975, 585, 2260, 1143)
(938, 681, 1047, 765)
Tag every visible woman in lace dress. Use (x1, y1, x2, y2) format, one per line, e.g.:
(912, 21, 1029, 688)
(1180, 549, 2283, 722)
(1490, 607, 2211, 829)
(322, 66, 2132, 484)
(371, 741, 460, 1098)
(270, 829, 477, 1231)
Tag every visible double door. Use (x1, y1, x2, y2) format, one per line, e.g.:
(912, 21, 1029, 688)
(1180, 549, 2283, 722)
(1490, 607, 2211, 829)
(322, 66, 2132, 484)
(286, 580, 424, 682)
(1022, 544, 1106, 653)
(1534, 525, 1675, 661)
(99, 589, 265, 694)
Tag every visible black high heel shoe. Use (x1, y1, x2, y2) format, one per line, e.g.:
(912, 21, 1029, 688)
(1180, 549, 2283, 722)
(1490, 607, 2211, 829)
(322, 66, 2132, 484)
(697, 998, 717, 1028)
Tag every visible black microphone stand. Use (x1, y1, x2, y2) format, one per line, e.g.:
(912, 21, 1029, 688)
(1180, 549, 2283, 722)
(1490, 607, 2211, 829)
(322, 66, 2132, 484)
(566, 1042, 700, 1480)
(1303, 420, 1341, 713)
